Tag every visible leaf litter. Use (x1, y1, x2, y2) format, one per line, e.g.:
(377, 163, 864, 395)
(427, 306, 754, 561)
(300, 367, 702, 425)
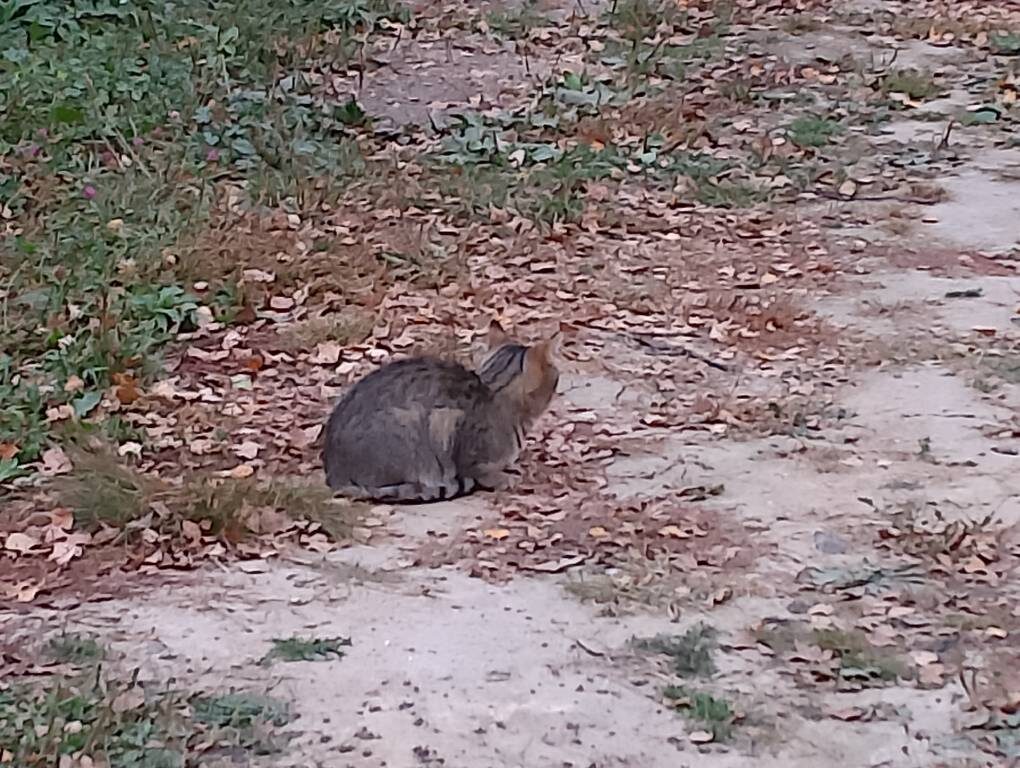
(3, 0, 1020, 761)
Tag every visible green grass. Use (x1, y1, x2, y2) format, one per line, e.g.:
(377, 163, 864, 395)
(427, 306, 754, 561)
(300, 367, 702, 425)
(0, 671, 291, 767)
(53, 444, 363, 542)
(812, 629, 906, 683)
(45, 633, 105, 665)
(0, 0, 406, 479)
(787, 116, 845, 148)
(261, 636, 352, 664)
(633, 623, 717, 677)
(990, 33, 1020, 55)
(663, 685, 735, 741)
(598, 0, 727, 79)
(879, 68, 943, 101)
(755, 623, 906, 686)
(486, 1, 549, 39)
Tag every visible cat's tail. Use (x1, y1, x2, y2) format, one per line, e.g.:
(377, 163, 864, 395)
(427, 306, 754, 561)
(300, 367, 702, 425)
(330, 476, 479, 504)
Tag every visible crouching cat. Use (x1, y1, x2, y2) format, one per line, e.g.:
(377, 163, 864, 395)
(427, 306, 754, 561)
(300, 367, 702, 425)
(322, 321, 559, 503)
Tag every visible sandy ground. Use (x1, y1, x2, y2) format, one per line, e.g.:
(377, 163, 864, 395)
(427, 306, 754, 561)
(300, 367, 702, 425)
(4, 4, 1020, 767)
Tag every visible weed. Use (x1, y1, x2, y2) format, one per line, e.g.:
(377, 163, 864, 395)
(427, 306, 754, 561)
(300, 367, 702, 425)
(272, 311, 375, 351)
(0, 668, 291, 766)
(261, 636, 352, 664)
(990, 33, 1020, 55)
(486, 1, 549, 38)
(45, 633, 105, 665)
(781, 13, 822, 34)
(787, 116, 845, 148)
(756, 622, 906, 685)
(633, 623, 717, 677)
(879, 68, 943, 101)
(694, 179, 767, 208)
(1, 0, 406, 474)
(191, 692, 291, 730)
(52, 445, 362, 542)
(917, 436, 935, 462)
(980, 352, 1020, 385)
(812, 628, 906, 683)
(663, 686, 735, 740)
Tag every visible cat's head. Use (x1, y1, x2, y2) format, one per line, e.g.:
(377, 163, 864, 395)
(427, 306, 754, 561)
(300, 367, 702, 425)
(477, 320, 560, 422)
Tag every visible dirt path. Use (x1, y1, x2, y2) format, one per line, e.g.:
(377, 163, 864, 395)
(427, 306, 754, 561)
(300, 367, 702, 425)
(4, 1, 1020, 766)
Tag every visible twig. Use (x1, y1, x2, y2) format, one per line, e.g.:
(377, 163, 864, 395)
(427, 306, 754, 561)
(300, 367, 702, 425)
(936, 120, 954, 155)
(570, 320, 730, 372)
(628, 332, 730, 371)
(573, 638, 607, 657)
(814, 190, 939, 205)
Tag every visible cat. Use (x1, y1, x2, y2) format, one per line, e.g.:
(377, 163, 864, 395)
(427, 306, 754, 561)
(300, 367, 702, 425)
(322, 320, 559, 503)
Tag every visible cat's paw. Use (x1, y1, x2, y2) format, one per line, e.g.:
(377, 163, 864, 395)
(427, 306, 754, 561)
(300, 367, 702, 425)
(474, 468, 519, 492)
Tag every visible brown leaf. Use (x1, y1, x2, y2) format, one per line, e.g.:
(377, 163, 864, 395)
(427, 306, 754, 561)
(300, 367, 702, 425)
(219, 464, 255, 479)
(112, 373, 140, 405)
(310, 341, 343, 365)
(40, 446, 72, 476)
(111, 688, 145, 713)
(4, 532, 41, 554)
(48, 534, 91, 566)
(522, 554, 587, 573)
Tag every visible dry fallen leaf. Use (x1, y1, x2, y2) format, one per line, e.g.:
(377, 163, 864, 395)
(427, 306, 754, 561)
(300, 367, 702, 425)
(310, 341, 343, 365)
(112, 372, 141, 405)
(111, 688, 146, 714)
(219, 464, 255, 479)
(4, 531, 41, 554)
(40, 446, 73, 476)
(483, 528, 510, 540)
(49, 534, 92, 566)
(233, 440, 262, 460)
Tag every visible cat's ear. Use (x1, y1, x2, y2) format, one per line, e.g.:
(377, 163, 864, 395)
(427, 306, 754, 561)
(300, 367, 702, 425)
(521, 336, 557, 390)
(486, 318, 510, 348)
(545, 330, 562, 362)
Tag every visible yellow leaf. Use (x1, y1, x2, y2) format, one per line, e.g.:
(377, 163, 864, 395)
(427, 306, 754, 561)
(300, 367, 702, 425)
(219, 464, 255, 479)
(483, 528, 510, 540)
(588, 526, 609, 538)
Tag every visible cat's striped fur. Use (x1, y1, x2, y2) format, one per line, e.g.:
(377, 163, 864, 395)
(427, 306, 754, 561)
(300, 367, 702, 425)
(322, 321, 559, 503)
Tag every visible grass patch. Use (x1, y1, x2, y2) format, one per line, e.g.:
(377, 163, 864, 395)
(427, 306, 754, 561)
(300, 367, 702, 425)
(693, 179, 768, 207)
(261, 636, 351, 664)
(990, 33, 1020, 56)
(812, 628, 906, 683)
(633, 623, 717, 677)
(663, 685, 736, 741)
(598, 0, 727, 80)
(190, 692, 290, 730)
(272, 311, 375, 352)
(53, 445, 362, 543)
(486, 1, 549, 38)
(787, 116, 845, 148)
(0, 670, 291, 766)
(756, 622, 906, 685)
(45, 633, 105, 666)
(879, 68, 943, 101)
(0, 0, 407, 477)
(429, 123, 624, 223)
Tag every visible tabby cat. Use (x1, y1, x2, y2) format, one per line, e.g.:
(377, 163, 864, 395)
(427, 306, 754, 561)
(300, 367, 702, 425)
(322, 321, 559, 503)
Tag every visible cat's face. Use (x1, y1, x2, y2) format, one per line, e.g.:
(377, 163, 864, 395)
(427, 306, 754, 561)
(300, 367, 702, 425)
(479, 320, 560, 421)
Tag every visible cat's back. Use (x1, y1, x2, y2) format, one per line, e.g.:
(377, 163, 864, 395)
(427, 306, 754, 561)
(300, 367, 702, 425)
(335, 356, 489, 412)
